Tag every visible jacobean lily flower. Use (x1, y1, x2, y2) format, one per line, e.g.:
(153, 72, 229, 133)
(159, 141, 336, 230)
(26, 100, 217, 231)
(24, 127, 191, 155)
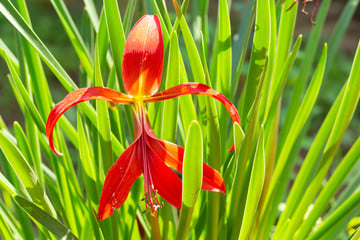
(46, 15, 240, 221)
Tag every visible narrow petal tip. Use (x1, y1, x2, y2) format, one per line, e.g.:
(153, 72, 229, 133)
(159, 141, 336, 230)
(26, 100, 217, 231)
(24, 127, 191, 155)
(228, 144, 235, 152)
(98, 203, 113, 221)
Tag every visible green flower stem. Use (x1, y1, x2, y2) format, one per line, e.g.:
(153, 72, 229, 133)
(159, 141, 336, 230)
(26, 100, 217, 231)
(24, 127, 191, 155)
(149, 214, 162, 240)
(175, 205, 194, 240)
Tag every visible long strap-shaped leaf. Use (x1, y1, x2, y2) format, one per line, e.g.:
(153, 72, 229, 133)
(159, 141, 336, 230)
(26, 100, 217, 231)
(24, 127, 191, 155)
(0, 0, 77, 92)
(14, 195, 78, 240)
(50, 0, 93, 80)
(0, 132, 56, 217)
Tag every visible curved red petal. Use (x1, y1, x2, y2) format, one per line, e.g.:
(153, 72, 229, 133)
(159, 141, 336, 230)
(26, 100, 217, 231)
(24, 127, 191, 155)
(148, 149, 182, 209)
(144, 83, 240, 151)
(46, 87, 133, 155)
(122, 15, 164, 97)
(147, 137, 226, 194)
(98, 142, 142, 221)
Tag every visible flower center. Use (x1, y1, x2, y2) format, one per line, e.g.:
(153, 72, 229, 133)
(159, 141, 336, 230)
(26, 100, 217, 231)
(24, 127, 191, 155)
(134, 101, 163, 214)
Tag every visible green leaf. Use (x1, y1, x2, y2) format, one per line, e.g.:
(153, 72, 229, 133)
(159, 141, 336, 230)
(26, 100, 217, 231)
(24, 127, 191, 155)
(50, 0, 93, 80)
(294, 137, 360, 239)
(214, 0, 232, 98)
(307, 189, 360, 240)
(278, 0, 331, 149)
(0, 200, 21, 240)
(175, 121, 203, 240)
(291, 41, 360, 240)
(77, 112, 98, 205)
(13, 195, 78, 240)
(95, 24, 113, 173)
(15, 0, 52, 119)
(1, 49, 46, 133)
(123, 0, 137, 36)
(0, 0, 78, 92)
(232, 0, 255, 97)
(0, 131, 56, 217)
(239, 127, 265, 240)
(271, 0, 298, 80)
(83, 0, 99, 30)
(161, 31, 180, 142)
(239, 0, 270, 121)
(0, 171, 17, 196)
(264, 35, 302, 120)
(13, 122, 42, 185)
(276, 41, 360, 236)
(265, 44, 327, 214)
(326, 0, 360, 73)
(182, 120, 203, 207)
(104, 0, 126, 89)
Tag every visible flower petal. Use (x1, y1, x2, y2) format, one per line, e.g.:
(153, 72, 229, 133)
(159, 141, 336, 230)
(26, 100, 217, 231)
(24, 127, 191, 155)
(147, 137, 226, 194)
(98, 142, 141, 221)
(122, 15, 164, 97)
(46, 87, 133, 155)
(144, 83, 240, 151)
(144, 83, 240, 125)
(148, 149, 182, 209)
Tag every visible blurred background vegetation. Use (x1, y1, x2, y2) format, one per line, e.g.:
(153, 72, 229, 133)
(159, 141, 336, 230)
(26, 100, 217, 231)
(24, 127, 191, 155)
(0, 0, 359, 162)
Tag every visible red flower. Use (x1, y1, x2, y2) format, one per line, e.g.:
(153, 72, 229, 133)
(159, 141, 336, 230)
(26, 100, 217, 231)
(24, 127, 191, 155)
(46, 15, 240, 221)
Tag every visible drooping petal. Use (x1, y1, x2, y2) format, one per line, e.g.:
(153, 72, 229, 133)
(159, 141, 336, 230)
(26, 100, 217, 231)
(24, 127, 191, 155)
(144, 82, 240, 151)
(46, 87, 133, 155)
(145, 82, 240, 126)
(148, 148, 182, 209)
(147, 137, 226, 194)
(122, 15, 164, 97)
(98, 142, 142, 221)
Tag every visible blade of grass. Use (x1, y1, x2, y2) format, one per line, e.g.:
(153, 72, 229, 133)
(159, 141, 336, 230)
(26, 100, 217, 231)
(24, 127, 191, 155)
(50, 0, 93, 80)
(14, 195, 78, 240)
(238, 0, 270, 122)
(271, 0, 298, 81)
(291, 42, 360, 240)
(15, 0, 52, 119)
(0, 131, 56, 217)
(214, 0, 232, 99)
(292, 137, 360, 239)
(228, 59, 267, 240)
(94, 27, 113, 174)
(275, 41, 360, 232)
(326, 0, 360, 73)
(160, 30, 180, 239)
(263, 43, 327, 215)
(232, 0, 255, 98)
(0, 0, 78, 92)
(307, 189, 360, 240)
(238, 127, 265, 240)
(264, 35, 302, 121)
(123, 0, 137, 36)
(104, 0, 126, 90)
(83, 0, 99, 30)
(278, 0, 331, 149)
(0, 200, 21, 240)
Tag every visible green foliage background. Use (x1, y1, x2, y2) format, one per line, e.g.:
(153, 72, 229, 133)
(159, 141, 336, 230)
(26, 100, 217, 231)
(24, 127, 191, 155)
(0, 0, 359, 239)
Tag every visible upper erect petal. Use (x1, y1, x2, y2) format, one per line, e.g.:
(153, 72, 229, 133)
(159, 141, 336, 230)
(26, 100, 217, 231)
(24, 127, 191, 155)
(144, 83, 240, 151)
(46, 87, 133, 155)
(122, 15, 164, 97)
(98, 142, 142, 221)
(148, 138, 226, 194)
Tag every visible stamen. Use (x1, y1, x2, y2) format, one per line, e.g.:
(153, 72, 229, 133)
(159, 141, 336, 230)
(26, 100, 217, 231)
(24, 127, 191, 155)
(141, 192, 163, 215)
(135, 102, 163, 215)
